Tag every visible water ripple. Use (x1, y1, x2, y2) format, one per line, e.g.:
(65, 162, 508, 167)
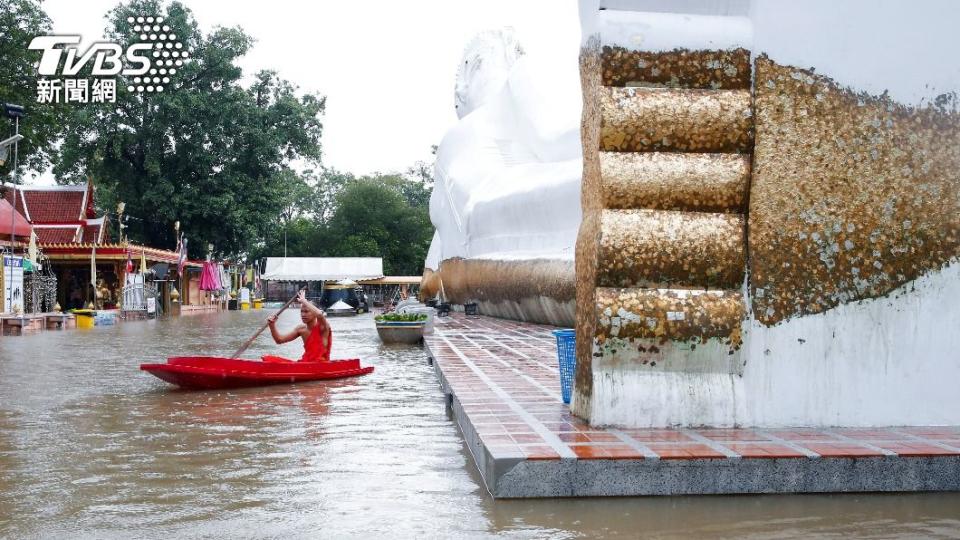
(0, 311, 957, 539)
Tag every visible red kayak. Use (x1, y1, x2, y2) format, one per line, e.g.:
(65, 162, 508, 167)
(141, 356, 374, 390)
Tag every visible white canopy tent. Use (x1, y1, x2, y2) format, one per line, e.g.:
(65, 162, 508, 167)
(260, 257, 384, 282)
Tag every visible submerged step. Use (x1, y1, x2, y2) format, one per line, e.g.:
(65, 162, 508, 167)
(601, 152, 749, 213)
(600, 87, 753, 153)
(598, 209, 745, 289)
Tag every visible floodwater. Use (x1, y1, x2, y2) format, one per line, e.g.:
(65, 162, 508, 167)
(0, 310, 958, 539)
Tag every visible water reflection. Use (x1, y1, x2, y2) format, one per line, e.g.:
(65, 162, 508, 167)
(0, 311, 957, 538)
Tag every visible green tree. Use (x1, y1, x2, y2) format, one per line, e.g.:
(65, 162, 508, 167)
(325, 176, 433, 275)
(250, 168, 325, 260)
(404, 145, 437, 182)
(402, 144, 436, 207)
(54, 0, 324, 258)
(0, 0, 70, 177)
(250, 213, 337, 261)
(396, 175, 432, 209)
(278, 217, 324, 256)
(309, 167, 353, 223)
(275, 168, 315, 225)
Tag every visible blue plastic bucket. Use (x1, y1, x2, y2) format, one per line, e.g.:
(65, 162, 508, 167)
(552, 329, 576, 404)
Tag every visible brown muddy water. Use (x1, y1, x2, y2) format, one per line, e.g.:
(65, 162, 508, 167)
(0, 310, 958, 539)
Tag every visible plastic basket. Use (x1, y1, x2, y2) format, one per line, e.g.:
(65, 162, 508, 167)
(552, 329, 576, 404)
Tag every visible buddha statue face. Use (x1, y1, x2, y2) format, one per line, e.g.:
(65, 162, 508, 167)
(454, 29, 524, 119)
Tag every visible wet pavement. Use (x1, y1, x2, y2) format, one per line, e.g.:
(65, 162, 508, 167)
(0, 310, 958, 538)
(427, 315, 960, 497)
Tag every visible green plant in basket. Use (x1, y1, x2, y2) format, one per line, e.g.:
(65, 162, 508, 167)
(375, 313, 428, 322)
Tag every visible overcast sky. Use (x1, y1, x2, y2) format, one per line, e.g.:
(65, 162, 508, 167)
(34, 0, 580, 183)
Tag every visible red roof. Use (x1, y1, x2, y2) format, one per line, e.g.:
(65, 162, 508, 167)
(1, 188, 26, 217)
(2, 181, 108, 244)
(35, 226, 80, 243)
(27, 189, 85, 221)
(81, 222, 104, 243)
(3, 183, 94, 223)
(39, 243, 201, 267)
(0, 198, 32, 238)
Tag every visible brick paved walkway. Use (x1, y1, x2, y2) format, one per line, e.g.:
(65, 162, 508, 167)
(425, 314, 960, 497)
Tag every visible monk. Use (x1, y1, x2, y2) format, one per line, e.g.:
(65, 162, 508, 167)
(265, 290, 332, 362)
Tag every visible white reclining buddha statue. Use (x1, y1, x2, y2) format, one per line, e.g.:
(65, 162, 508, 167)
(421, 29, 582, 327)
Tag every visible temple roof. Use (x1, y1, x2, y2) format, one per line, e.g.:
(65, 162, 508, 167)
(2, 181, 107, 244)
(39, 242, 202, 267)
(2, 183, 93, 222)
(0, 198, 32, 239)
(80, 217, 106, 243)
(33, 225, 80, 243)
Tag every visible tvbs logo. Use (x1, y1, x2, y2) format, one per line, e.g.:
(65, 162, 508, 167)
(29, 36, 153, 77)
(29, 15, 187, 103)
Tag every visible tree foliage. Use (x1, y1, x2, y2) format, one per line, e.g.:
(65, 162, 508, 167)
(327, 176, 432, 275)
(54, 0, 325, 257)
(0, 0, 70, 177)
(5, 0, 436, 274)
(252, 170, 434, 276)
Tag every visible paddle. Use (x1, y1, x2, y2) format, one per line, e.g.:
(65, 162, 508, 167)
(230, 287, 306, 359)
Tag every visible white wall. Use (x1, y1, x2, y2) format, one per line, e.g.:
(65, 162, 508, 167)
(594, 0, 960, 106)
(578, 0, 960, 427)
(585, 264, 960, 427)
(751, 0, 960, 107)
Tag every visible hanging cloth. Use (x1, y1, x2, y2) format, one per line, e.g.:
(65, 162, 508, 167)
(217, 263, 229, 292)
(199, 261, 220, 291)
(27, 230, 38, 266)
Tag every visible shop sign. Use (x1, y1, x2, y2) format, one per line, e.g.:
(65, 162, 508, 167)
(3, 256, 24, 313)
